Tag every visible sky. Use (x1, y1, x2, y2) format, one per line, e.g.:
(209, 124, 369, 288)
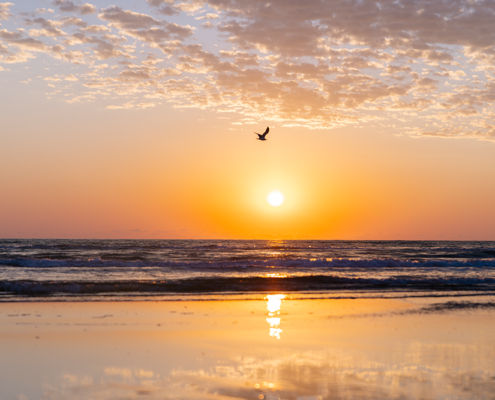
(1, 0, 495, 240)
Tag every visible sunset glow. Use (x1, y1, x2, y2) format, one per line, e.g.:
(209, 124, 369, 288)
(1, 0, 495, 240)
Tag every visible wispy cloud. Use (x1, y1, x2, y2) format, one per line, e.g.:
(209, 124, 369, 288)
(52, 0, 97, 15)
(0, 2, 13, 20)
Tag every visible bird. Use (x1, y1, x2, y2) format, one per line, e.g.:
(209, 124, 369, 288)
(254, 127, 269, 141)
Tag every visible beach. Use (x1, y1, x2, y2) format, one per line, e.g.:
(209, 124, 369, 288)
(2, 296, 495, 400)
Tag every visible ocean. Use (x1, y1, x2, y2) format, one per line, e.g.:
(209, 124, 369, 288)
(1, 239, 495, 301)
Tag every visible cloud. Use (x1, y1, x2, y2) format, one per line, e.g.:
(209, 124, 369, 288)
(98, 6, 163, 30)
(81, 24, 110, 33)
(0, 2, 12, 20)
(117, 64, 181, 81)
(29, 28, 67, 37)
(60, 16, 88, 27)
(65, 32, 133, 59)
(2, 0, 495, 140)
(0, 27, 59, 64)
(0, 29, 49, 51)
(79, 3, 97, 15)
(195, 13, 219, 20)
(205, 0, 495, 61)
(52, 1, 96, 15)
(36, 8, 55, 14)
(145, 0, 179, 16)
(107, 102, 156, 109)
(22, 17, 67, 37)
(415, 77, 438, 93)
(98, 6, 194, 44)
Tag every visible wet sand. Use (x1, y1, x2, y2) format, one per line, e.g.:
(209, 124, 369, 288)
(1, 297, 495, 399)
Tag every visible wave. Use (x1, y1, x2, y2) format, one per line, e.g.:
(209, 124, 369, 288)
(2, 275, 495, 296)
(2, 257, 495, 270)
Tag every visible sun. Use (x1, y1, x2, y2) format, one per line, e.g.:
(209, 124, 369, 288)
(267, 191, 284, 207)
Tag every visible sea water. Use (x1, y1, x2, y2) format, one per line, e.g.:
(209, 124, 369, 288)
(1, 239, 495, 301)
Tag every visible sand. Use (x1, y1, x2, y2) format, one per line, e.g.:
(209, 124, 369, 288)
(1, 296, 495, 400)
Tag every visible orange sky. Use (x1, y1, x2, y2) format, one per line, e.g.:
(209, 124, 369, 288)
(1, 0, 495, 239)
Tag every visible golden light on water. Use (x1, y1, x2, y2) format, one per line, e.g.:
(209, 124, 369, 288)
(267, 294, 285, 313)
(266, 294, 285, 339)
(267, 191, 284, 207)
(264, 273, 288, 278)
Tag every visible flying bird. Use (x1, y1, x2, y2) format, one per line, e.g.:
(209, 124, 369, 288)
(254, 127, 269, 141)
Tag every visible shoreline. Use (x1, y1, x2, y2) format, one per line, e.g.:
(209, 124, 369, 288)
(2, 290, 495, 303)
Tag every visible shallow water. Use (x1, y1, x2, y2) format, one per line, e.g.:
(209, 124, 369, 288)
(1, 297, 495, 400)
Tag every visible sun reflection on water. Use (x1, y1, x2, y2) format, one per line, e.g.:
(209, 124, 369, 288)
(264, 273, 288, 278)
(266, 294, 285, 339)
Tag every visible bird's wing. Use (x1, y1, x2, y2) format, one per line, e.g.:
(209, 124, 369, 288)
(262, 127, 269, 137)
(254, 132, 260, 136)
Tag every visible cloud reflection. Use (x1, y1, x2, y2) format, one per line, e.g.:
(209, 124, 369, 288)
(41, 341, 495, 400)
